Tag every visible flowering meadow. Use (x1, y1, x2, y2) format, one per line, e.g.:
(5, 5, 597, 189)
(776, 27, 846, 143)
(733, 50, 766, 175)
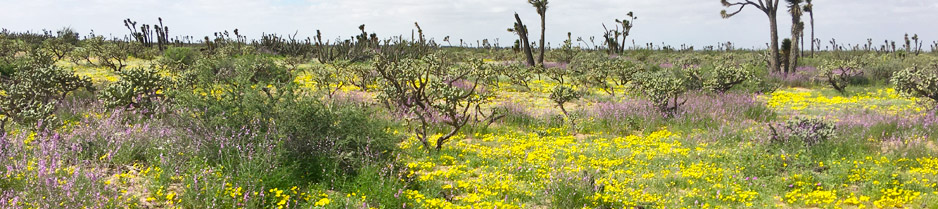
(4, 24, 938, 209)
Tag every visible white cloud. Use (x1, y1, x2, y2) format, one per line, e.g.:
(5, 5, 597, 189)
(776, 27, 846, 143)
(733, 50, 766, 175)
(0, 0, 935, 48)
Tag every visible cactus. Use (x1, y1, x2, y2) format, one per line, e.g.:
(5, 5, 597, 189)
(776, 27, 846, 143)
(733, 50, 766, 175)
(0, 65, 93, 129)
(821, 59, 863, 95)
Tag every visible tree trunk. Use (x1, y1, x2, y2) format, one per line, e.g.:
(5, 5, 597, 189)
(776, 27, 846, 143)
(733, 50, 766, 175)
(515, 13, 536, 67)
(809, 12, 815, 57)
(768, 13, 781, 73)
(790, 14, 801, 74)
(789, 28, 800, 74)
(537, 13, 546, 65)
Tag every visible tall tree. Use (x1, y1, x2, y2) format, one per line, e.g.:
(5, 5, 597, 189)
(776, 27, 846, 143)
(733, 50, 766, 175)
(509, 13, 536, 66)
(721, 0, 782, 73)
(804, 0, 815, 57)
(528, 0, 549, 65)
(787, 0, 804, 74)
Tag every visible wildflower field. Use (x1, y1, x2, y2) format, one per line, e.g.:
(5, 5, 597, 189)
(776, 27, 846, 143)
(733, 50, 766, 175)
(4, 6, 938, 209)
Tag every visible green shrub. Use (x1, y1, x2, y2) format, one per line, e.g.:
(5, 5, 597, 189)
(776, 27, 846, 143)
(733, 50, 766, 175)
(276, 99, 397, 182)
(549, 85, 582, 116)
(704, 63, 753, 93)
(570, 52, 636, 95)
(892, 62, 938, 108)
(174, 54, 293, 128)
(0, 66, 93, 129)
(100, 67, 169, 111)
(631, 69, 688, 116)
(159, 47, 199, 72)
(820, 59, 863, 95)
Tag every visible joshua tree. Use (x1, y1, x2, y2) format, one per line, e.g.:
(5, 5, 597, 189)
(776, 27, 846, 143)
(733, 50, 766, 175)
(509, 13, 536, 66)
(721, 0, 782, 73)
(803, 0, 815, 56)
(786, 0, 804, 74)
(602, 12, 637, 54)
(528, 0, 549, 65)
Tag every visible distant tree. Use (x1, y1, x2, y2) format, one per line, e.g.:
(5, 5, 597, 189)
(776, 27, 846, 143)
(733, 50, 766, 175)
(528, 0, 549, 65)
(509, 13, 536, 66)
(602, 12, 637, 54)
(721, 0, 783, 73)
(786, 0, 804, 74)
(803, 0, 815, 56)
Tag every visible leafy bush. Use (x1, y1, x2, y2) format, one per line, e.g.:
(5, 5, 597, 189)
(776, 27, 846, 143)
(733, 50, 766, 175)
(892, 62, 938, 108)
(175, 54, 293, 128)
(159, 47, 199, 72)
(100, 67, 169, 111)
(0, 66, 93, 129)
(276, 99, 397, 182)
(498, 64, 534, 90)
(172, 53, 397, 184)
(39, 36, 75, 61)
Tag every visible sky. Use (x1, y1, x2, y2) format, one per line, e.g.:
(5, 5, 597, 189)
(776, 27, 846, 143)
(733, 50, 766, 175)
(1, 0, 937, 49)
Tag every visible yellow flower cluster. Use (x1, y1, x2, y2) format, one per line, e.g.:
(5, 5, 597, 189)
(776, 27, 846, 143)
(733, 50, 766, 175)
(766, 88, 921, 114)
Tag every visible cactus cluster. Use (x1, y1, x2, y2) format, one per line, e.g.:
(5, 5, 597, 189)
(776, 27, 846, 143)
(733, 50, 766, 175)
(0, 65, 93, 130)
(123, 18, 171, 51)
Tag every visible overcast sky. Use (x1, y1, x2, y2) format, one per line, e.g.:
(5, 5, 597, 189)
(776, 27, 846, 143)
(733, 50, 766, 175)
(1, 0, 937, 49)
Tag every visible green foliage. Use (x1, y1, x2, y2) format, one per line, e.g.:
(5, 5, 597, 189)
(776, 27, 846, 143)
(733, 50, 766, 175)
(373, 53, 496, 151)
(570, 52, 637, 95)
(820, 59, 863, 95)
(499, 64, 534, 90)
(175, 54, 293, 128)
(549, 85, 582, 116)
(892, 62, 938, 107)
(704, 63, 753, 93)
(549, 32, 579, 63)
(90, 39, 131, 72)
(310, 60, 352, 98)
(631, 69, 688, 115)
(0, 66, 93, 129)
(276, 99, 397, 182)
(549, 175, 595, 209)
(100, 67, 169, 111)
(159, 47, 199, 72)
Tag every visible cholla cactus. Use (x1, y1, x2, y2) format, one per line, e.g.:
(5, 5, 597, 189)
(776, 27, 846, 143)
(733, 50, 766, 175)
(892, 63, 938, 109)
(549, 85, 582, 117)
(782, 116, 836, 146)
(0, 66, 93, 129)
(631, 70, 688, 116)
(100, 67, 168, 111)
(820, 59, 863, 95)
(704, 63, 754, 93)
